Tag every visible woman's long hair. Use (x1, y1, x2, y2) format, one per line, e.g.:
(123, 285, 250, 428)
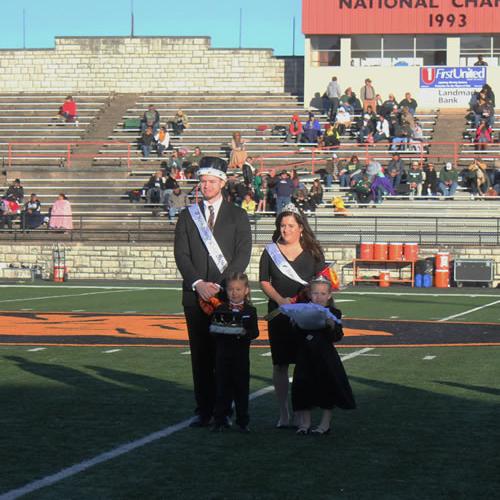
(272, 211, 324, 262)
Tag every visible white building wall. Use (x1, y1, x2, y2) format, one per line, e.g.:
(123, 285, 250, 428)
(304, 36, 500, 110)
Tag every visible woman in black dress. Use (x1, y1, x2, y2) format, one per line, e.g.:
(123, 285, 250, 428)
(259, 205, 325, 428)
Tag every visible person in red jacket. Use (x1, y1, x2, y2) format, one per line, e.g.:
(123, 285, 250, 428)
(58, 96, 78, 123)
(285, 114, 303, 144)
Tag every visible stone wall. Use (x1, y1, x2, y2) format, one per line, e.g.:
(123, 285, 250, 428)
(0, 243, 498, 287)
(0, 37, 285, 93)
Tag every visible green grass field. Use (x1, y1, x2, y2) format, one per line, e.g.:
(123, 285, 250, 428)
(0, 283, 499, 499)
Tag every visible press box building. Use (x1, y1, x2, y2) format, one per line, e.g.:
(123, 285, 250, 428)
(302, 0, 500, 108)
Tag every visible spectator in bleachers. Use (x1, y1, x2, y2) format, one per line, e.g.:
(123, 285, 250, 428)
(407, 161, 424, 198)
(464, 159, 490, 196)
(371, 171, 395, 204)
(410, 119, 425, 152)
(472, 94, 494, 128)
(170, 110, 189, 136)
(423, 163, 439, 196)
(58, 96, 77, 124)
(390, 119, 411, 151)
(438, 162, 459, 198)
(285, 114, 303, 144)
(49, 194, 73, 230)
(166, 150, 182, 172)
(302, 113, 322, 144)
(256, 175, 269, 212)
(357, 113, 376, 143)
(375, 94, 384, 115)
(0, 196, 20, 230)
(339, 88, 354, 113)
(6, 179, 24, 203)
(141, 105, 160, 134)
(309, 179, 323, 206)
(360, 78, 376, 112)
(481, 84, 495, 107)
(291, 169, 306, 195)
(400, 107, 415, 129)
(275, 170, 295, 214)
(154, 126, 171, 156)
(474, 55, 488, 66)
(351, 173, 372, 204)
(229, 132, 248, 168)
(374, 115, 390, 143)
(338, 155, 360, 188)
(169, 165, 185, 181)
(475, 119, 493, 151)
(334, 107, 351, 135)
(242, 157, 255, 189)
(324, 76, 342, 119)
(241, 192, 257, 215)
(321, 123, 341, 148)
(399, 92, 418, 115)
(293, 189, 315, 214)
(22, 193, 44, 230)
(140, 127, 155, 158)
(380, 94, 399, 118)
(386, 153, 406, 190)
(167, 186, 189, 222)
(163, 169, 180, 209)
(145, 170, 166, 205)
(184, 146, 203, 179)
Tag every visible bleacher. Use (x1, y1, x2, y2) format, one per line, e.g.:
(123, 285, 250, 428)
(2, 91, 498, 239)
(0, 93, 111, 168)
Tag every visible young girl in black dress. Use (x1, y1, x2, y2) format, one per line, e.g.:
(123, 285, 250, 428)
(291, 277, 356, 435)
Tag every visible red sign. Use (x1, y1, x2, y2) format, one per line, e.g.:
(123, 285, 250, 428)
(303, 0, 500, 35)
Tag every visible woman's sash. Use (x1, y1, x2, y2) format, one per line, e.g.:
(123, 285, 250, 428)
(265, 242, 307, 285)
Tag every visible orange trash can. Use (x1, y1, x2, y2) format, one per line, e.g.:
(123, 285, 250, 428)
(435, 252, 450, 288)
(373, 242, 388, 260)
(360, 242, 374, 260)
(388, 242, 403, 261)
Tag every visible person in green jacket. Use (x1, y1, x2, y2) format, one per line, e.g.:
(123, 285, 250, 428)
(438, 162, 459, 197)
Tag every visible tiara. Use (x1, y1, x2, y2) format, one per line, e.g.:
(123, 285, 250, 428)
(281, 203, 301, 215)
(311, 275, 331, 284)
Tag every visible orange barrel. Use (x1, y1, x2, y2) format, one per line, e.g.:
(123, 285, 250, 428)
(373, 242, 388, 260)
(379, 271, 391, 287)
(435, 252, 450, 288)
(388, 242, 403, 261)
(403, 242, 419, 261)
(360, 242, 374, 260)
(53, 265, 65, 283)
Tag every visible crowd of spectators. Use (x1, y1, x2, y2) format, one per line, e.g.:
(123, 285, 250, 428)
(0, 178, 75, 231)
(464, 84, 496, 151)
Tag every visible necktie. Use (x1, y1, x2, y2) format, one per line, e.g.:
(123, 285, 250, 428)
(207, 205, 215, 231)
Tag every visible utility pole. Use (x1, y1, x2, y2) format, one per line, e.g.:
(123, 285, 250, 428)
(292, 16, 296, 56)
(130, 0, 135, 37)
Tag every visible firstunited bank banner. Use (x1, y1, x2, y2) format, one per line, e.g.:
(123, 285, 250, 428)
(303, 0, 500, 34)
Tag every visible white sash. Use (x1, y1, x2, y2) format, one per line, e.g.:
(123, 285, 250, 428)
(265, 243, 308, 286)
(189, 203, 228, 274)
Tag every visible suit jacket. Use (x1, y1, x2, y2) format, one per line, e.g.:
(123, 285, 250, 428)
(174, 200, 252, 307)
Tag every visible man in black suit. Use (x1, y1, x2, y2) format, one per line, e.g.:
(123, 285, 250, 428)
(174, 157, 252, 427)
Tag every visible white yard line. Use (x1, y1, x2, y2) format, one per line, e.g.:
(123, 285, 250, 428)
(26, 347, 46, 352)
(423, 356, 436, 360)
(342, 291, 500, 299)
(438, 299, 500, 322)
(0, 289, 131, 304)
(103, 349, 121, 354)
(0, 285, 183, 290)
(0, 348, 371, 500)
(180, 351, 191, 355)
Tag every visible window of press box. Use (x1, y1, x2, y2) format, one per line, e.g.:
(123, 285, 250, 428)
(460, 35, 498, 66)
(351, 35, 446, 66)
(310, 36, 341, 66)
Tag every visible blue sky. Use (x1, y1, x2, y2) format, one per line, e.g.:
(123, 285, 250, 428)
(0, 0, 304, 55)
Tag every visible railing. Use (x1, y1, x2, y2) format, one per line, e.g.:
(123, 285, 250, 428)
(7, 141, 132, 169)
(250, 141, 500, 174)
(2, 214, 499, 246)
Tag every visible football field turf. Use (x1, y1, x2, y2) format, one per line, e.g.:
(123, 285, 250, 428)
(0, 283, 499, 499)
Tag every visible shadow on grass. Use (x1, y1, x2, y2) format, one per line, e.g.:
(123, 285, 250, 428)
(434, 379, 500, 397)
(0, 355, 192, 495)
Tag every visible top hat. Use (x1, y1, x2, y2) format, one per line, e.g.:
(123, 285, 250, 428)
(197, 157, 228, 181)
